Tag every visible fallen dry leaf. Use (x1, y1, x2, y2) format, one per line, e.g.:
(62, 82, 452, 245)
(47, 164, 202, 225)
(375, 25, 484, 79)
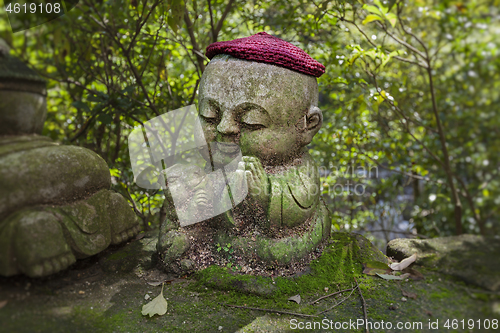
(390, 253, 417, 271)
(0, 300, 7, 309)
(141, 284, 168, 317)
(403, 267, 425, 281)
(288, 294, 301, 304)
(402, 289, 418, 299)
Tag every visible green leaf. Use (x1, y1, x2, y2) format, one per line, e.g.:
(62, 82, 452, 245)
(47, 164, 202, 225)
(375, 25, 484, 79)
(387, 0, 397, 11)
(167, 0, 185, 33)
(98, 113, 113, 125)
(362, 260, 391, 276)
(362, 14, 383, 25)
(373, 0, 389, 14)
(141, 284, 168, 317)
(71, 101, 90, 113)
(386, 13, 398, 27)
(87, 94, 103, 102)
(376, 273, 403, 280)
(363, 4, 383, 16)
(121, 85, 135, 94)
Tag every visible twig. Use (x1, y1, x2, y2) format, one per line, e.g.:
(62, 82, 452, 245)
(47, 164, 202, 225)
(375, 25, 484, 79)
(121, 182, 145, 219)
(184, 7, 206, 72)
(354, 276, 369, 333)
(316, 286, 358, 315)
(309, 288, 354, 305)
(188, 79, 200, 105)
(218, 303, 317, 318)
(213, 0, 235, 40)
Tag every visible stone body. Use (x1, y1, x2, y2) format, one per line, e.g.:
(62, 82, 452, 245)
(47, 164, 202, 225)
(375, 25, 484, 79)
(0, 47, 140, 277)
(157, 54, 331, 274)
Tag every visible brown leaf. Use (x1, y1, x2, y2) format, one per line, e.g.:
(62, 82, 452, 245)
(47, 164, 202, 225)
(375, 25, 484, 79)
(0, 300, 7, 309)
(403, 267, 425, 281)
(402, 289, 417, 299)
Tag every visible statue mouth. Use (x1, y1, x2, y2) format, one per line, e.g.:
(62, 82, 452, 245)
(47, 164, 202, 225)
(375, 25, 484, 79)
(215, 142, 240, 154)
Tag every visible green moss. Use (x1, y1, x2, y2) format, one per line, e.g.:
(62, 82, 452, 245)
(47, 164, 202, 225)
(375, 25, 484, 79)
(194, 232, 386, 298)
(105, 250, 131, 261)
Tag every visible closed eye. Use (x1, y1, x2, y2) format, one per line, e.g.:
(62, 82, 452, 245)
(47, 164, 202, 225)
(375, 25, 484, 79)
(242, 123, 266, 131)
(200, 114, 218, 125)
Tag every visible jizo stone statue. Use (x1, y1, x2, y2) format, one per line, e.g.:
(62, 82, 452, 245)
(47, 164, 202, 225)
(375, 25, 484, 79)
(0, 44, 140, 278)
(156, 32, 331, 274)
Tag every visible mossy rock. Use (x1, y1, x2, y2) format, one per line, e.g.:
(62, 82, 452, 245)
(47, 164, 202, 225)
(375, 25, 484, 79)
(387, 234, 500, 291)
(196, 232, 387, 297)
(0, 140, 111, 220)
(99, 230, 158, 273)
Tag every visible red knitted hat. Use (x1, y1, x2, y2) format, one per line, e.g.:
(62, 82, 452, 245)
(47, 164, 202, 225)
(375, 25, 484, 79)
(205, 32, 325, 77)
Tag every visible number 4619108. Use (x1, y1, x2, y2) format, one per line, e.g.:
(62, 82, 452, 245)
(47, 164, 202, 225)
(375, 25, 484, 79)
(5, 2, 62, 14)
(444, 319, 498, 330)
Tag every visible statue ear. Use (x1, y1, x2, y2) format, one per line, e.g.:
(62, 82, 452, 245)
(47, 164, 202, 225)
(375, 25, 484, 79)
(302, 106, 323, 145)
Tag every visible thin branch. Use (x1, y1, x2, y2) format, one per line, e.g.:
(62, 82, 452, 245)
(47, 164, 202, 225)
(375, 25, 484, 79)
(375, 21, 427, 60)
(453, 174, 485, 235)
(366, 70, 445, 168)
(219, 303, 318, 318)
(317, 286, 358, 315)
(213, 0, 235, 40)
(207, 0, 216, 42)
(326, 12, 427, 68)
(188, 79, 200, 105)
(184, 7, 206, 72)
(354, 276, 369, 333)
(309, 288, 354, 305)
(122, 182, 146, 219)
(356, 150, 444, 186)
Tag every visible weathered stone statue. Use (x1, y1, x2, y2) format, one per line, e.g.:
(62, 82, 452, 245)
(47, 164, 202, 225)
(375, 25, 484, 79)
(0, 44, 140, 277)
(157, 33, 331, 274)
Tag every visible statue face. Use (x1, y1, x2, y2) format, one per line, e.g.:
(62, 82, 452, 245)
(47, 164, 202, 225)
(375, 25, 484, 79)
(198, 56, 321, 166)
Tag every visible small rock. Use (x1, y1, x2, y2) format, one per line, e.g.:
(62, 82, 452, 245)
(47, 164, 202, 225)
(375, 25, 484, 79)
(218, 326, 223, 331)
(145, 294, 150, 300)
(401, 297, 407, 302)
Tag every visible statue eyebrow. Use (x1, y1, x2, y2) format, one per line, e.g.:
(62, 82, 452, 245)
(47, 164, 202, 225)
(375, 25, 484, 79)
(199, 98, 221, 117)
(239, 102, 272, 126)
(237, 102, 270, 116)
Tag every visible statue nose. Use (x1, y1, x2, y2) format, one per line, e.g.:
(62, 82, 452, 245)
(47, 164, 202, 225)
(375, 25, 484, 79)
(217, 112, 240, 136)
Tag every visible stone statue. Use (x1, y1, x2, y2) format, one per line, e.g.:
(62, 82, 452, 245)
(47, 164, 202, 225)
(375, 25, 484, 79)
(0, 43, 140, 277)
(157, 33, 331, 274)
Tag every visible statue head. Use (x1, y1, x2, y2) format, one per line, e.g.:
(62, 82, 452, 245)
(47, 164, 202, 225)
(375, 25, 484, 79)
(198, 33, 325, 166)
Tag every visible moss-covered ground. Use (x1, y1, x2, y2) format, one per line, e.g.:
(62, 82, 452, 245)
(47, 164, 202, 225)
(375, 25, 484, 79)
(0, 232, 498, 332)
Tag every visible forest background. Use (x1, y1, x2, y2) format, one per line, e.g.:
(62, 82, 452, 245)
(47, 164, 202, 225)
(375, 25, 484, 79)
(1, 0, 499, 250)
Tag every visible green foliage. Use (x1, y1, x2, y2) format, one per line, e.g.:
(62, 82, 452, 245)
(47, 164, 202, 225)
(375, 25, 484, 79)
(0, 0, 498, 240)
